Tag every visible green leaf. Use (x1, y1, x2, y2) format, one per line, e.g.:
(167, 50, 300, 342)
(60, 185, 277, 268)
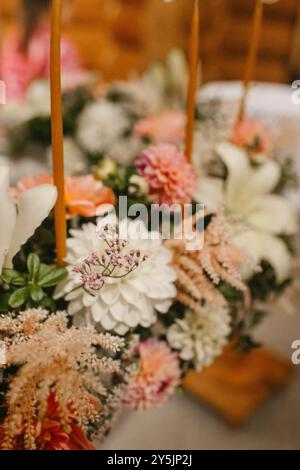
(37, 263, 54, 281)
(8, 287, 29, 309)
(39, 297, 56, 311)
(38, 268, 68, 288)
(29, 284, 44, 303)
(27, 253, 40, 281)
(1, 269, 20, 284)
(11, 276, 27, 287)
(0, 293, 10, 312)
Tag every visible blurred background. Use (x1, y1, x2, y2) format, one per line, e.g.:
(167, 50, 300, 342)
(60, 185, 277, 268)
(1, 0, 300, 84)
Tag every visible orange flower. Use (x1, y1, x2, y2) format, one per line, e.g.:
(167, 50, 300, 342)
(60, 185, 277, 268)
(35, 394, 95, 451)
(230, 118, 272, 158)
(0, 393, 95, 450)
(14, 174, 116, 218)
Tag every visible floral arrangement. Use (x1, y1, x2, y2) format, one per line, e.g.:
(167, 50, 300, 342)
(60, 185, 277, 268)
(0, 49, 298, 450)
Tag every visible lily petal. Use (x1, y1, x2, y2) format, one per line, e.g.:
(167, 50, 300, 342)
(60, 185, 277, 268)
(233, 230, 292, 282)
(248, 195, 298, 235)
(216, 143, 251, 209)
(194, 177, 224, 211)
(244, 160, 281, 199)
(5, 185, 57, 267)
(0, 166, 17, 273)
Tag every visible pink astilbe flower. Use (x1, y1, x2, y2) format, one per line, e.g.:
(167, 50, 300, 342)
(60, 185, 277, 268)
(166, 213, 251, 313)
(136, 144, 197, 205)
(134, 111, 186, 145)
(13, 174, 116, 218)
(0, 309, 124, 450)
(124, 339, 180, 411)
(230, 118, 272, 158)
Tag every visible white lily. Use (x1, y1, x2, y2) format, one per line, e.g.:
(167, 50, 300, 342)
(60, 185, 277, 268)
(0, 165, 57, 273)
(195, 143, 298, 282)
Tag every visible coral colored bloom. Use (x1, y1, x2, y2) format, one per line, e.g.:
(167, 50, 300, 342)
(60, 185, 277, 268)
(134, 111, 186, 145)
(124, 339, 180, 410)
(230, 118, 272, 158)
(136, 144, 197, 205)
(0, 394, 95, 450)
(14, 174, 116, 218)
(35, 394, 95, 451)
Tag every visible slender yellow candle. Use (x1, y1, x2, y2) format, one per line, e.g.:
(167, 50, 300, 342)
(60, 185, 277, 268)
(237, 0, 263, 121)
(185, 0, 200, 164)
(50, 0, 67, 266)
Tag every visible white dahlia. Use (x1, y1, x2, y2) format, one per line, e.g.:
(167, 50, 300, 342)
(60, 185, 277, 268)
(167, 305, 231, 371)
(77, 101, 129, 155)
(54, 218, 177, 335)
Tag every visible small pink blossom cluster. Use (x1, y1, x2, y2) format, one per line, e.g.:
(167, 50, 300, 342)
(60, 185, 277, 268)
(73, 224, 148, 293)
(136, 144, 197, 206)
(124, 339, 181, 411)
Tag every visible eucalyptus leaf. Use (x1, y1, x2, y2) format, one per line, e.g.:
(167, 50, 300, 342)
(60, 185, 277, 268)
(38, 268, 68, 288)
(39, 297, 56, 311)
(27, 253, 40, 281)
(30, 284, 44, 303)
(37, 263, 54, 281)
(11, 276, 27, 287)
(9, 287, 29, 309)
(1, 268, 20, 284)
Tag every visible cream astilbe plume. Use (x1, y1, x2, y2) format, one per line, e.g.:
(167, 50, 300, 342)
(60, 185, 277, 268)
(0, 309, 125, 450)
(166, 213, 250, 312)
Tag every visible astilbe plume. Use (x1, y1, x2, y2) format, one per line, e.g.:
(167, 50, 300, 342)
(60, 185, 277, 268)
(166, 214, 250, 313)
(0, 309, 125, 450)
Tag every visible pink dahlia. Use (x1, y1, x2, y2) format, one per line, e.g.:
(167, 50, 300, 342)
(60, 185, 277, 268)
(136, 144, 197, 205)
(134, 111, 186, 145)
(230, 118, 272, 158)
(124, 339, 180, 411)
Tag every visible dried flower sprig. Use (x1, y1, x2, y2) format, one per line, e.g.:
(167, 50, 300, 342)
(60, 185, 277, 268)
(0, 309, 125, 450)
(73, 223, 149, 295)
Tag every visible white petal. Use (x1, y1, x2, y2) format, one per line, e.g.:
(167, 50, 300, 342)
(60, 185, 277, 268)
(124, 308, 140, 328)
(0, 165, 17, 272)
(118, 282, 139, 304)
(101, 313, 117, 331)
(83, 290, 98, 307)
(216, 143, 251, 209)
(154, 298, 173, 313)
(5, 185, 57, 267)
(234, 230, 292, 282)
(114, 323, 129, 335)
(110, 300, 128, 322)
(248, 195, 298, 235)
(68, 299, 84, 316)
(91, 302, 106, 322)
(194, 177, 224, 211)
(244, 160, 281, 198)
(100, 285, 120, 305)
(65, 288, 82, 301)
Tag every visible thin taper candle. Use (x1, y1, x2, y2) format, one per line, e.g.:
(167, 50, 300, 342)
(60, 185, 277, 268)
(238, 0, 263, 121)
(185, 0, 200, 163)
(50, 0, 67, 266)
